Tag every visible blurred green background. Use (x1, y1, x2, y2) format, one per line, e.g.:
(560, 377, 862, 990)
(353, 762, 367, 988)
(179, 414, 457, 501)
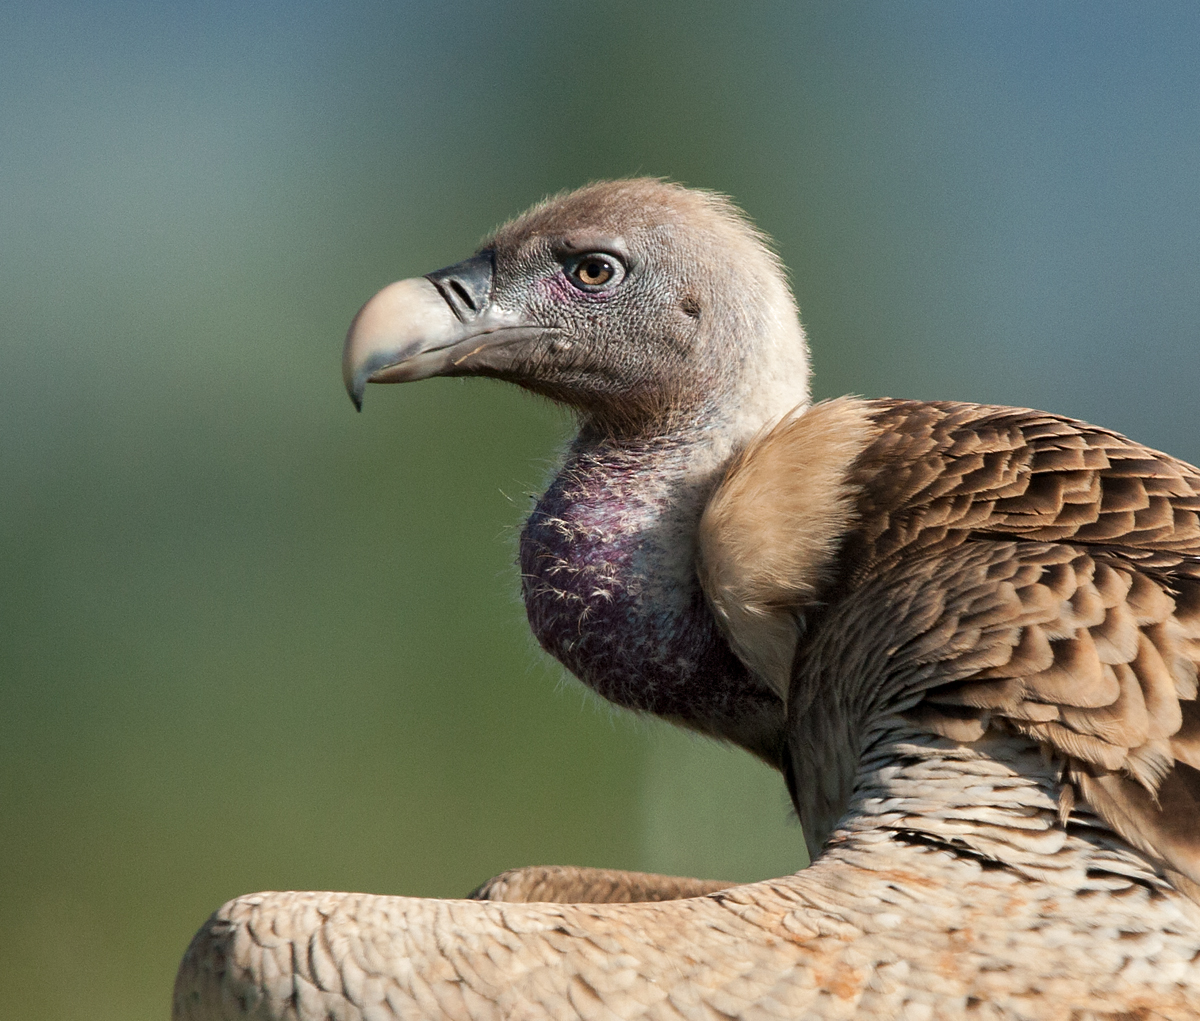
(3, 2, 1200, 1017)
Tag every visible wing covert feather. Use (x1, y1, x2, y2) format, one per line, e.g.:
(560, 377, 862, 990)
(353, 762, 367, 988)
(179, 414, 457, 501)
(701, 398, 1200, 892)
(848, 400, 1200, 563)
(856, 403, 1200, 888)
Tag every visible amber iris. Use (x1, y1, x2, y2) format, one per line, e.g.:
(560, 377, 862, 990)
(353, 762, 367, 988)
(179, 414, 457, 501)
(572, 255, 615, 287)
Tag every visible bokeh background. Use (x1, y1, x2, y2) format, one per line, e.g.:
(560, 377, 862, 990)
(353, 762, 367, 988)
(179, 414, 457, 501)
(3, 2, 1200, 1017)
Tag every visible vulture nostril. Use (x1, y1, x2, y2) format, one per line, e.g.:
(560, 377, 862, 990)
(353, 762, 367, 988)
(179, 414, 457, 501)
(450, 280, 476, 311)
(425, 250, 495, 321)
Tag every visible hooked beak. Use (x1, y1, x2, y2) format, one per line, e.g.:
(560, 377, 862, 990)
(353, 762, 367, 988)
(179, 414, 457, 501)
(342, 250, 539, 410)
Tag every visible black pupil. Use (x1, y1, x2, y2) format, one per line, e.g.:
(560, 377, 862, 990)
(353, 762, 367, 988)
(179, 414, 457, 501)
(583, 260, 607, 282)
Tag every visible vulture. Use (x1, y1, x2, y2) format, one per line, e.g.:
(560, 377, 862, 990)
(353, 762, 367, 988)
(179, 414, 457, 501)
(175, 180, 1200, 1020)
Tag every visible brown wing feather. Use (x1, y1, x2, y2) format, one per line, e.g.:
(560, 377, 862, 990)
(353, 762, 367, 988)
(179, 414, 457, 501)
(847, 400, 1200, 889)
(702, 398, 1200, 887)
(848, 400, 1200, 567)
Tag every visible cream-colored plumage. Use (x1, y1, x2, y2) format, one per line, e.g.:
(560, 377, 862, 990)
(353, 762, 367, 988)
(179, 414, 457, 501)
(175, 181, 1200, 1019)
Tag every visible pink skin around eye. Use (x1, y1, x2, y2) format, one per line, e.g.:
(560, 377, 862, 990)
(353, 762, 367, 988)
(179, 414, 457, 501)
(537, 270, 614, 303)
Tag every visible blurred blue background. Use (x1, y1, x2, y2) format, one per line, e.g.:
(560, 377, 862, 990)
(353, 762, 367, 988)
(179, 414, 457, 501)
(3, 2, 1199, 1017)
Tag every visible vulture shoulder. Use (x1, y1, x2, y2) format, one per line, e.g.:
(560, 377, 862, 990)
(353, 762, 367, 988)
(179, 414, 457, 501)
(701, 396, 1200, 893)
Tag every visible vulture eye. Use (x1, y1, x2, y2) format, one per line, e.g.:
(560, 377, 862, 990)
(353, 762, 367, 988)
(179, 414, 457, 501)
(566, 253, 625, 292)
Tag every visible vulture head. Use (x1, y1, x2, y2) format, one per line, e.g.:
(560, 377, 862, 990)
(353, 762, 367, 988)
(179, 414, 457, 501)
(344, 179, 814, 758)
(344, 179, 810, 441)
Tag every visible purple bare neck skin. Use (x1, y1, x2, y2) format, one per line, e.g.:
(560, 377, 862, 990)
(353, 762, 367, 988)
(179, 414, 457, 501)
(519, 433, 782, 754)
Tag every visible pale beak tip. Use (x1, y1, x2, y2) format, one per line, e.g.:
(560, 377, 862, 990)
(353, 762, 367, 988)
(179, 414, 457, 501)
(341, 276, 464, 413)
